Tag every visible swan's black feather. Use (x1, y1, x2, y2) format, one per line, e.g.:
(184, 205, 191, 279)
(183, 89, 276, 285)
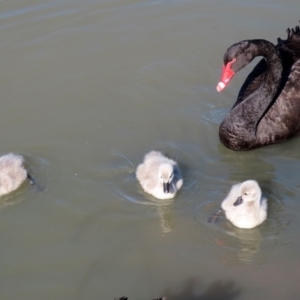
(219, 23, 300, 150)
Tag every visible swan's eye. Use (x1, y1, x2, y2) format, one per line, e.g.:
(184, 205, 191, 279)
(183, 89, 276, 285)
(244, 192, 248, 195)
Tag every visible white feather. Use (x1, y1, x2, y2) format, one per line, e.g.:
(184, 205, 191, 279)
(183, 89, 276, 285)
(0, 153, 28, 196)
(136, 151, 183, 199)
(221, 180, 267, 229)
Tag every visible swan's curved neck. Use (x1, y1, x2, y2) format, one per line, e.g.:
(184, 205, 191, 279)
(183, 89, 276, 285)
(250, 39, 282, 84)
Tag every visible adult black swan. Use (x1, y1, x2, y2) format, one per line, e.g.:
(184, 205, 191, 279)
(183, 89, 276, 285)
(216, 23, 300, 151)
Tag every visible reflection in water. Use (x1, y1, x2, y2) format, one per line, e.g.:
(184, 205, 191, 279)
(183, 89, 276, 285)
(0, 192, 24, 209)
(114, 278, 241, 300)
(112, 187, 175, 234)
(152, 199, 174, 234)
(0, 176, 42, 209)
(157, 205, 173, 234)
(224, 223, 263, 264)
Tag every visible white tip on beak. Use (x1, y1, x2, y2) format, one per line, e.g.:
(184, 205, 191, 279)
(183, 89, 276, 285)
(216, 82, 225, 92)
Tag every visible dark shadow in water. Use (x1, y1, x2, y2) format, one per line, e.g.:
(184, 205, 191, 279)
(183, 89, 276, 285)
(114, 278, 241, 300)
(161, 278, 241, 300)
(114, 298, 166, 300)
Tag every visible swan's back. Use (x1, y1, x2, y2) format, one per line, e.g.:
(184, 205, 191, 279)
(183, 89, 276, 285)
(136, 152, 164, 190)
(136, 151, 175, 182)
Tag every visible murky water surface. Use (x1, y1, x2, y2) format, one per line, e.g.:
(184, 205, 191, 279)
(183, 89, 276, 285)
(1, 0, 300, 299)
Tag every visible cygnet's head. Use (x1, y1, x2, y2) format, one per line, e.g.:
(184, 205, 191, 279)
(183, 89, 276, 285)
(234, 180, 261, 206)
(158, 163, 174, 194)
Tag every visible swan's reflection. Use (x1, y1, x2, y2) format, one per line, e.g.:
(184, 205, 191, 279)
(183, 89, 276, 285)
(224, 222, 263, 264)
(146, 197, 174, 234)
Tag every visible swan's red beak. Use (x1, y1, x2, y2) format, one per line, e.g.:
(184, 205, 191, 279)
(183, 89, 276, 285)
(216, 60, 236, 92)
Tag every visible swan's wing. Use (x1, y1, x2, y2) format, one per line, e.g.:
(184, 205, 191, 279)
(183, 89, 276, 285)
(280, 58, 300, 97)
(136, 160, 159, 192)
(259, 196, 268, 221)
(270, 59, 300, 135)
(136, 163, 154, 184)
(261, 196, 268, 209)
(169, 164, 182, 190)
(233, 58, 267, 109)
(173, 164, 181, 178)
(253, 58, 300, 145)
(278, 24, 300, 62)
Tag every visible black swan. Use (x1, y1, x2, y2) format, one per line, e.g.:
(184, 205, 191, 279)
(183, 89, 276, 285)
(216, 23, 300, 151)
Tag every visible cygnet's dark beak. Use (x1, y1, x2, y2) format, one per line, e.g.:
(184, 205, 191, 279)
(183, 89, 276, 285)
(234, 196, 243, 206)
(163, 182, 170, 194)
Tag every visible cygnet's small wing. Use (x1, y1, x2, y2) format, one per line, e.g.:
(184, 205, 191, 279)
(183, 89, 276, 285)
(172, 164, 183, 189)
(259, 196, 268, 221)
(136, 155, 160, 192)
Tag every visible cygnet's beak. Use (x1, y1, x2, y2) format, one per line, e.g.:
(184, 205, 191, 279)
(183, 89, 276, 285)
(163, 182, 170, 194)
(233, 196, 243, 206)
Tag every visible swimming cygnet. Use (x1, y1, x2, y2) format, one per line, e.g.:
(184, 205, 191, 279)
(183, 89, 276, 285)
(221, 180, 267, 229)
(136, 151, 183, 199)
(0, 153, 32, 196)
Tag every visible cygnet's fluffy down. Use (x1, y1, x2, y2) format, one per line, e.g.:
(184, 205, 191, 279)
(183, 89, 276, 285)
(136, 151, 183, 199)
(0, 153, 28, 196)
(221, 180, 267, 229)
